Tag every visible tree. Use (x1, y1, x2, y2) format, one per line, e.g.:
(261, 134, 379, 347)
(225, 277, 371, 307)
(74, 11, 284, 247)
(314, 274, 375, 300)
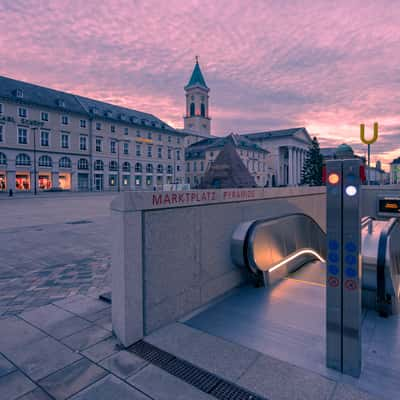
(301, 137, 323, 186)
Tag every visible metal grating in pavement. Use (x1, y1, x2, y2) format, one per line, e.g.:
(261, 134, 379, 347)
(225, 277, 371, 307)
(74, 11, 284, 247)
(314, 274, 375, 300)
(128, 340, 266, 400)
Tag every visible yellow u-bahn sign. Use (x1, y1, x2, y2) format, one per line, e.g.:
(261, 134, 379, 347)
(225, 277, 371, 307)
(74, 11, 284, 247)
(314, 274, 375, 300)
(360, 122, 378, 145)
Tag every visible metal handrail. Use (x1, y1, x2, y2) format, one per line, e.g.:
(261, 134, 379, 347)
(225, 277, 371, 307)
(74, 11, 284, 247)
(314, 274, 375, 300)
(231, 213, 326, 285)
(377, 218, 400, 316)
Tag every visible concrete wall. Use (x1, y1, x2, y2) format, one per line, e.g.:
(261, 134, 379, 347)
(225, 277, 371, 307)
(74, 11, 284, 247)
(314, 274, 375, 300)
(111, 187, 326, 346)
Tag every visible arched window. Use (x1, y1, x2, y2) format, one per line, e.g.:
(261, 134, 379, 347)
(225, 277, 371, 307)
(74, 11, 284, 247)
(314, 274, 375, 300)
(157, 164, 163, 174)
(59, 157, 71, 168)
(122, 162, 131, 172)
(167, 165, 173, 174)
(146, 163, 153, 173)
(38, 155, 52, 167)
(16, 153, 31, 166)
(135, 162, 142, 173)
(109, 160, 118, 171)
(201, 103, 205, 117)
(190, 102, 195, 116)
(78, 159, 89, 170)
(0, 153, 7, 165)
(94, 160, 104, 170)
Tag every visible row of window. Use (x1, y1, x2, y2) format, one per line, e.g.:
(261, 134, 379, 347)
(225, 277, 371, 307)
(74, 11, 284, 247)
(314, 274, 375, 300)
(186, 160, 205, 172)
(0, 153, 176, 174)
(240, 149, 267, 160)
(0, 127, 182, 159)
(0, 104, 181, 144)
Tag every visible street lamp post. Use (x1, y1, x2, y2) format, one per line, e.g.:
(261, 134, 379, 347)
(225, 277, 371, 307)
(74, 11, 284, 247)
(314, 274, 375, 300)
(32, 127, 37, 195)
(117, 139, 121, 192)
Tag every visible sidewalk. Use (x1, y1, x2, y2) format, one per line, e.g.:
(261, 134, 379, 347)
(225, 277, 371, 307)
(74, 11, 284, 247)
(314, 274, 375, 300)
(0, 294, 379, 400)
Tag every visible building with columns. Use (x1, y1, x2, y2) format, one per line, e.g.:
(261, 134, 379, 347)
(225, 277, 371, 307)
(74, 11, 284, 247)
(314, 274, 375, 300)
(242, 128, 312, 186)
(182, 60, 312, 187)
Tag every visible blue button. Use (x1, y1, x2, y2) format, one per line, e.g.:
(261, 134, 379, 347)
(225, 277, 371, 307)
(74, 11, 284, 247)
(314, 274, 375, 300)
(329, 265, 339, 275)
(328, 253, 338, 263)
(345, 267, 357, 277)
(345, 242, 357, 252)
(329, 240, 339, 251)
(345, 254, 356, 265)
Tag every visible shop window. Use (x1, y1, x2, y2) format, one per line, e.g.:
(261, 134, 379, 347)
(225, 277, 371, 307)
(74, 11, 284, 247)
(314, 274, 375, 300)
(59, 173, 71, 190)
(135, 175, 142, 186)
(123, 175, 130, 186)
(38, 155, 52, 167)
(78, 159, 89, 170)
(38, 174, 52, 190)
(16, 174, 30, 190)
(0, 174, 6, 191)
(16, 153, 31, 166)
(146, 175, 153, 186)
(59, 157, 72, 168)
(109, 175, 117, 186)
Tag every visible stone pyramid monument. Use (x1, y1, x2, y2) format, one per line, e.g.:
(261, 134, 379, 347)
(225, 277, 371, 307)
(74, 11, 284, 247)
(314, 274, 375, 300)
(198, 136, 257, 189)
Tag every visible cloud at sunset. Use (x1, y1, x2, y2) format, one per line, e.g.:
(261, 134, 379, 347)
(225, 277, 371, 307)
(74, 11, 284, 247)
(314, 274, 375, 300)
(0, 0, 399, 168)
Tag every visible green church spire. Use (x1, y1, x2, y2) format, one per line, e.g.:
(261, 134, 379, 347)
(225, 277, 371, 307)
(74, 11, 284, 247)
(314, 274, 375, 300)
(185, 56, 208, 89)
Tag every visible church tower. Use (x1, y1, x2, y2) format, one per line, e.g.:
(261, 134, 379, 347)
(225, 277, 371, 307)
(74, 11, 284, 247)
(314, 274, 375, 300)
(184, 57, 211, 136)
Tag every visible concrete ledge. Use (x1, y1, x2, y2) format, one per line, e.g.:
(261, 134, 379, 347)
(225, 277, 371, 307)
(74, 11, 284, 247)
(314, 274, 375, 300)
(111, 186, 326, 212)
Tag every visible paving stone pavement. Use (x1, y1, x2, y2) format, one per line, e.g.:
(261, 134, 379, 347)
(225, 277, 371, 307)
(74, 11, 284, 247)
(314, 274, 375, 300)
(0, 215, 111, 317)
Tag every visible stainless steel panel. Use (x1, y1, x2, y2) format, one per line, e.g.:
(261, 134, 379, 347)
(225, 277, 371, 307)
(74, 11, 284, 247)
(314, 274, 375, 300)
(326, 160, 343, 372)
(342, 159, 362, 377)
(231, 214, 326, 281)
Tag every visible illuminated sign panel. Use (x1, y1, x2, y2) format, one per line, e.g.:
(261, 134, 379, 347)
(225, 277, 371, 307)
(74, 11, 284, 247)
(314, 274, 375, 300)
(378, 197, 400, 216)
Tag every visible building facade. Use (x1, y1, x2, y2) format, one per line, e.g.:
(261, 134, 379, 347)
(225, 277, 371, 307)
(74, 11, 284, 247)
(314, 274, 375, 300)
(0, 76, 186, 193)
(185, 134, 271, 187)
(390, 157, 400, 184)
(243, 128, 312, 186)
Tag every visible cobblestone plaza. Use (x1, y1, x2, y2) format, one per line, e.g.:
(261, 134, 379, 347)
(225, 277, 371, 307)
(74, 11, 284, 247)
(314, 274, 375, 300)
(0, 194, 114, 317)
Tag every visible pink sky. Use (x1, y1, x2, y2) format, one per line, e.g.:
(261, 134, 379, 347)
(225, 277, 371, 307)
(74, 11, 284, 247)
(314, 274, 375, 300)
(1, 0, 399, 169)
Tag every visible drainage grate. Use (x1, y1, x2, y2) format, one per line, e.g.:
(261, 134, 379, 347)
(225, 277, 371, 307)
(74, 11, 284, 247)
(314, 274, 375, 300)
(65, 220, 93, 225)
(128, 340, 266, 400)
(129, 340, 175, 368)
